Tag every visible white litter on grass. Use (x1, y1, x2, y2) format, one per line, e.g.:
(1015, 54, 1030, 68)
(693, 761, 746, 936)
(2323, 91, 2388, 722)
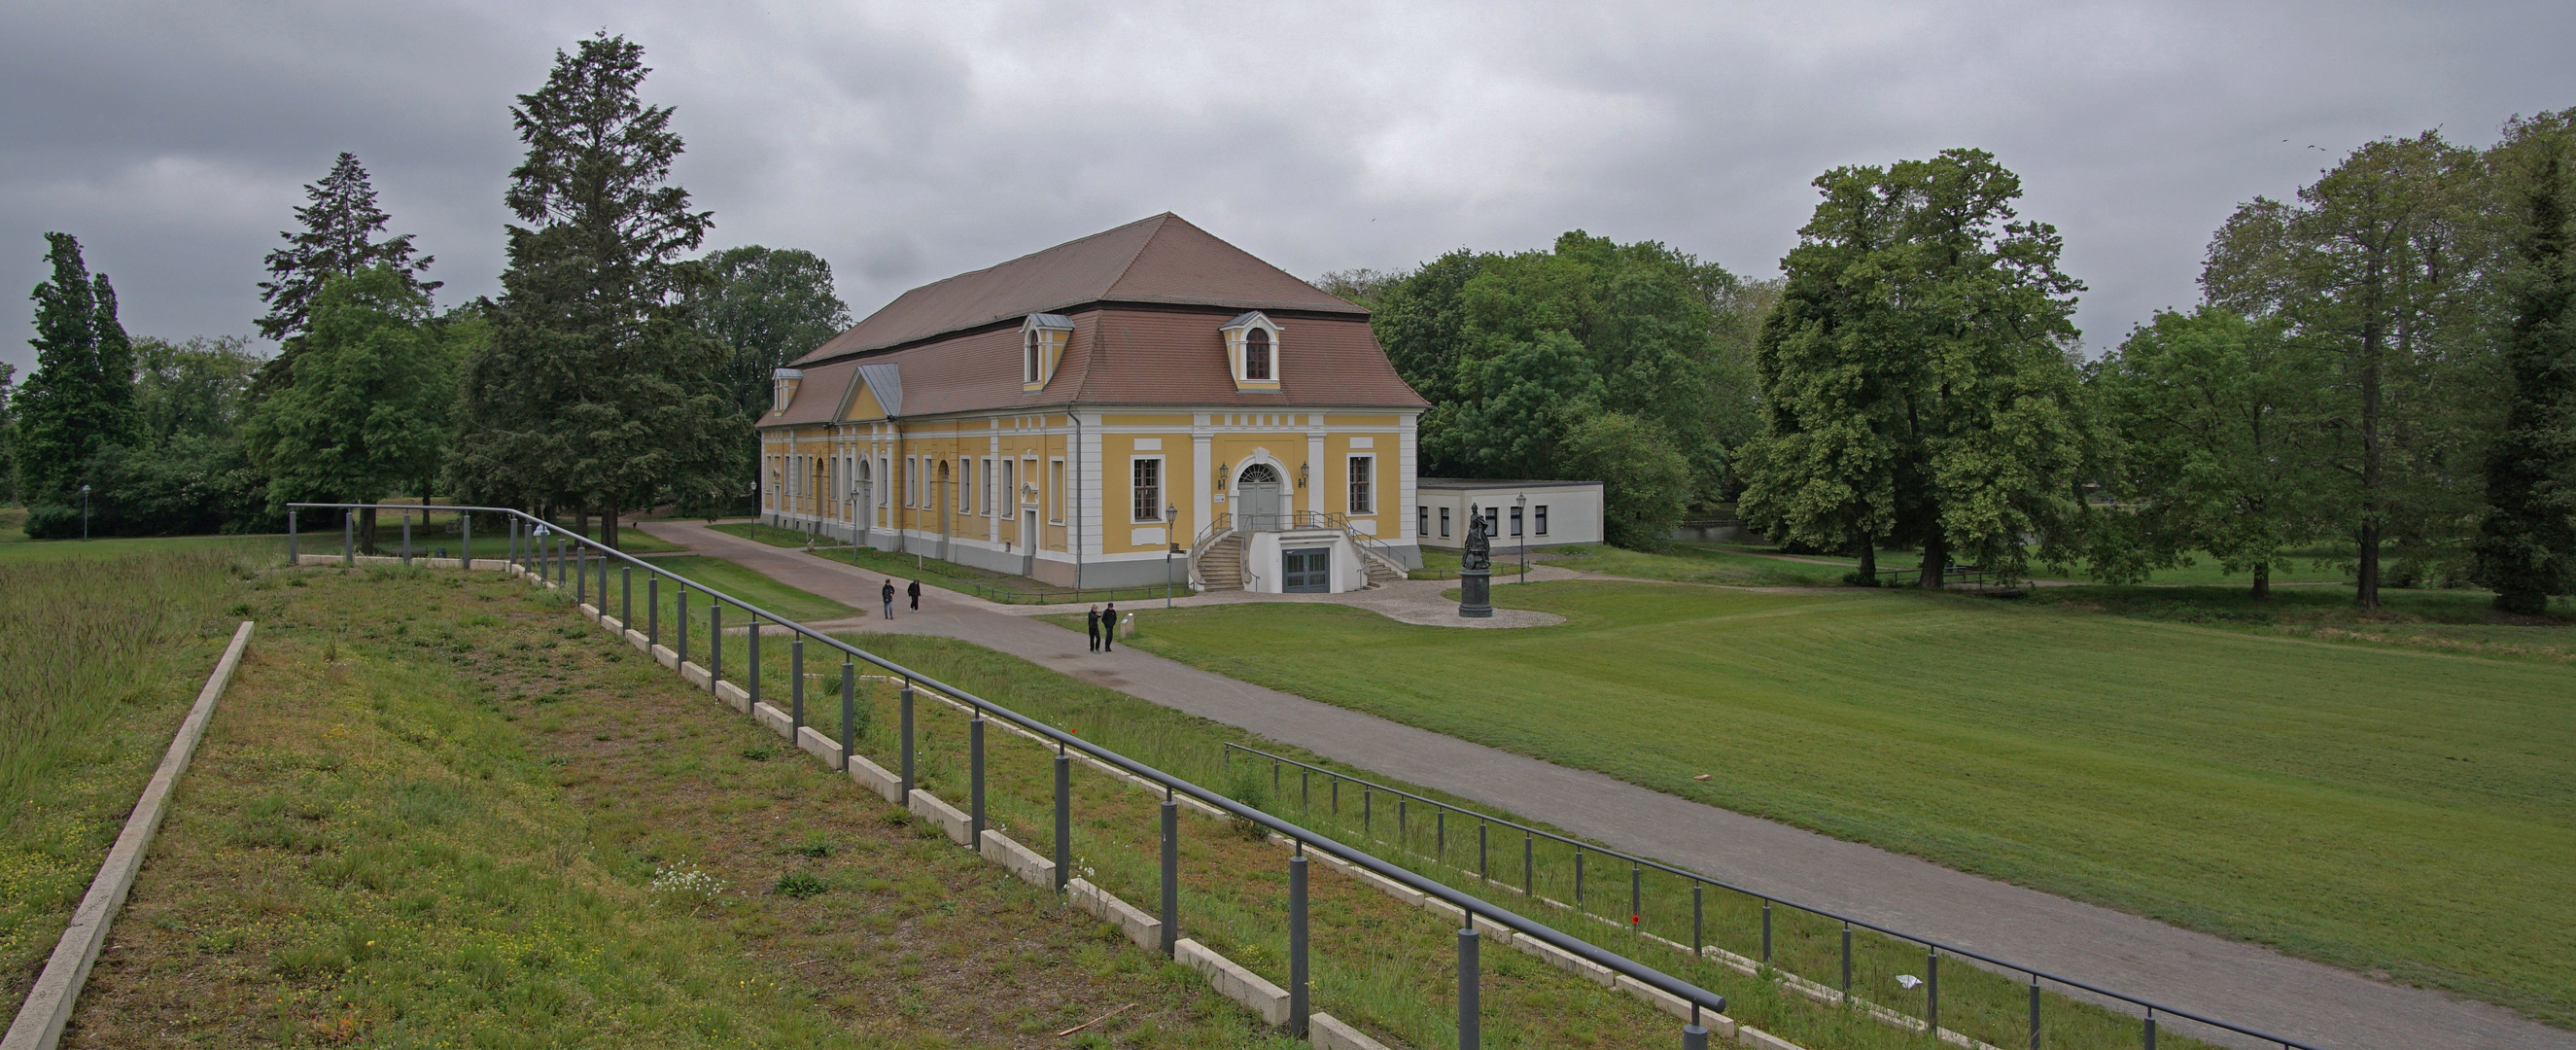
(1896, 974, 1924, 990)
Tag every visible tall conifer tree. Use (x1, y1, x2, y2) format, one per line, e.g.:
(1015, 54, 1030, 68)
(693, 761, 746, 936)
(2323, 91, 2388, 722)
(450, 33, 742, 547)
(2473, 112, 2576, 613)
(14, 233, 139, 535)
(257, 152, 436, 343)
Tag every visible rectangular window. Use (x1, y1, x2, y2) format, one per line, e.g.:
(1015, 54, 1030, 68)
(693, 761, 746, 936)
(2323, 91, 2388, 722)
(1347, 456, 1373, 514)
(1131, 457, 1163, 521)
(1483, 507, 1499, 536)
(981, 457, 992, 516)
(1536, 505, 1549, 536)
(960, 458, 974, 515)
(905, 457, 918, 507)
(1440, 507, 1451, 538)
(1511, 507, 1523, 538)
(1417, 506, 1428, 539)
(1051, 458, 1066, 523)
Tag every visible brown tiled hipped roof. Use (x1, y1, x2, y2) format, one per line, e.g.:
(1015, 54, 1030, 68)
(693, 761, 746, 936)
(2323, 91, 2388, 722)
(762, 214, 1426, 426)
(795, 214, 1364, 363)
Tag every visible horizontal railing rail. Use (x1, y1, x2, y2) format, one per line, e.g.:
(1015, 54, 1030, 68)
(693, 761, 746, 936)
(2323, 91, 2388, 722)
(1223, 742, 2326, 1050)
(288, 503, 1732, 1046)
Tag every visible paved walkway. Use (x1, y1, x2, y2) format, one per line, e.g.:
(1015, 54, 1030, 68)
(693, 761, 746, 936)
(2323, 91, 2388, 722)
(643, 520, 2570, 1050)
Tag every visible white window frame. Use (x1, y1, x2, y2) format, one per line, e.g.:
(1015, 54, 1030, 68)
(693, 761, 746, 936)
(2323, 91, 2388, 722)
(1050, 457, 1066, 524)
(1346, 455, 1373, 514)
(1536, 505, 1549, 536)
(1131, 455, 1166, 523)
(905, 456, 918, 507)
(1417, 506, 1428, 539)
(1439, 507, 1450, 538)
(1510, 506, 1523, 538)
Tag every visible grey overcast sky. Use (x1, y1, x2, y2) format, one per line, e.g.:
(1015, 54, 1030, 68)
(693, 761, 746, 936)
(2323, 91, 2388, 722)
(4, 0, 2572, 373)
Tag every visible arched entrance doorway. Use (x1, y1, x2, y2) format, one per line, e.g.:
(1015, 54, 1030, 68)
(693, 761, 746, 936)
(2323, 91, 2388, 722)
(1236, 463, 1284, 531)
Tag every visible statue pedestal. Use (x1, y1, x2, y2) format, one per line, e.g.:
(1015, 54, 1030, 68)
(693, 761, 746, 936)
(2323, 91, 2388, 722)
(1457, 568, 1492, 618)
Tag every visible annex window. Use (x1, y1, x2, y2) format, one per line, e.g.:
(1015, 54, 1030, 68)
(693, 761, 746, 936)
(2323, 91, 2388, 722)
(1483, 507, 1500, 536)
(1131, 457, 1164, 521)
(1346, 456, 1373, 514)
(1440, 508, 1451, 538)
(1417, 506, 1428, 539)
(1536, 505, 1549, 536)
(1510, 506, 1523, 538)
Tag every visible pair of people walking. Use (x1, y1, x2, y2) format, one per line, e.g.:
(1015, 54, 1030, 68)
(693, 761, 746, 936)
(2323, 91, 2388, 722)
(880, 578, 922, 618)
(1087, 602, 1119, 652)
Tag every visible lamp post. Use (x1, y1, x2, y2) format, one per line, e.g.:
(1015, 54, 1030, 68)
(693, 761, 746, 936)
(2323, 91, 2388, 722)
(1166, 502, 1179, 608)
(80, 484, 91, 541)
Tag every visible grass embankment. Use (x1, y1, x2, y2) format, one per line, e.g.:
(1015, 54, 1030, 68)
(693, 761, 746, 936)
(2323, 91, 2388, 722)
(2026, 584, 2576, 662)
(706, 519, 1176, 606)
(1407, 549, 1525, 579)
(67, 567, 1288, 1047)
(595, 553, 861, 626)
(1111, 581, 2576, 1029)
(0, 543, 260, 1010)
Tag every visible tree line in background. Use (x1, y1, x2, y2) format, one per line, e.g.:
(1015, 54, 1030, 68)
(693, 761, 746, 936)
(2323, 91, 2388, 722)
(1338, 117, 2576, 612)
(2, 32, 849, 548)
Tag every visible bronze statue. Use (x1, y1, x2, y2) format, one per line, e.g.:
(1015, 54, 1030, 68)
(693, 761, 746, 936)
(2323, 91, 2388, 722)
(1462, 503, 1490, 571)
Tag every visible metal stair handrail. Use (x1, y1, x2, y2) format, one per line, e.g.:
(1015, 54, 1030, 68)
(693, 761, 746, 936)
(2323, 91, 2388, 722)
(1185, 512, 1236, 591)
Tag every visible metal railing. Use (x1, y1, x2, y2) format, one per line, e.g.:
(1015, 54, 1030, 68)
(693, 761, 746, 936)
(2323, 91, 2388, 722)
(286, 504, 1729, 1048)
(1222, 744, 2326, 1050)
(1187, 510, 1409, 590)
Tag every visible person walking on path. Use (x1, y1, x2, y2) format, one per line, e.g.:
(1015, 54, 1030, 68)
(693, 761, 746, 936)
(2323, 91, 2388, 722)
(907, 579, 922, 612)
(881, 579, 896, 619)
(1101, 602, 1117, 651)
(1087, 605, 1101, 652)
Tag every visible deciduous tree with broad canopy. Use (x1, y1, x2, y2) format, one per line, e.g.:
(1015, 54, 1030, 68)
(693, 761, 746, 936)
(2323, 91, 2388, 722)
(1738, 149, 2091, 586)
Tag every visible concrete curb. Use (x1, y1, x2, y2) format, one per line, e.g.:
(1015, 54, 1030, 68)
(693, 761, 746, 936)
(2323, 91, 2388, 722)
(1068, 877, 1164, 952)
(908, 788, 971, 846)
(1177, 938, 1291, 1026)
(1308, 1013, 1395, 1050)
(979, 829, 1056, 888)
(4, 620, 256, 1050)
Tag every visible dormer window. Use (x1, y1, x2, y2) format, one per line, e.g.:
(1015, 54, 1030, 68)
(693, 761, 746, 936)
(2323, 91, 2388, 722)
(1219, 311, 1283, 390)
(771, 368, 803, 413)
(1021, 313, 1072, 390)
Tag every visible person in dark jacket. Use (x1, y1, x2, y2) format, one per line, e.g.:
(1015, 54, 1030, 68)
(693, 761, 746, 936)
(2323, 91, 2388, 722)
(1101, 602, 1117, 651)
(1086, 605, 1101, 651)
(881, 579, 895, 619)
(907, 579, 922, 612)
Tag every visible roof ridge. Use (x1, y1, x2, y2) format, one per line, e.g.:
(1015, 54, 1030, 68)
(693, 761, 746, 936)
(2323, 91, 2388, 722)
(888, 212, 1170, 302)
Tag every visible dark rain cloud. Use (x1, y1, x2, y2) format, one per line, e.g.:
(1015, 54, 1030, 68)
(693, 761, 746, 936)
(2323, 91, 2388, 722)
(3, 0, 2571, 372)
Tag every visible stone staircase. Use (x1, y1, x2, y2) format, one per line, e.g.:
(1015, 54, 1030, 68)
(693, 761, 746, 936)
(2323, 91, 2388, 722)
(1358, 551, 1408, 586)
(1197, 534, 1245, 590)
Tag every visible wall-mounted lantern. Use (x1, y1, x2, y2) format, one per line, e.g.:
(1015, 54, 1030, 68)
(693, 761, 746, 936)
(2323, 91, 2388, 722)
(1297, 461, 1309, 489)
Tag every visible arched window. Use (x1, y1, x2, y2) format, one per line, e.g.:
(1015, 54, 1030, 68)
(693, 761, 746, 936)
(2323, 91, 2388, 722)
(1025, 330, 1041, 384)
(1245, 328, 1271, 380)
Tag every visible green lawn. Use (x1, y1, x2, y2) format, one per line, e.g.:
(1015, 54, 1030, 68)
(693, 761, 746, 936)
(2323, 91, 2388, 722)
(1410, 548, 1527, 579)
(1538, 543, 1850, 587)
(707, 520, 824, 548)
(578, 553, 858, 628)
(806, 545, 1178, 606)
(1111, 580, 2576, 1028)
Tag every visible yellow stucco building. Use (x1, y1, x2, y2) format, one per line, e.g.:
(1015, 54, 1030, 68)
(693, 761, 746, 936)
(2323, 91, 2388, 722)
(756, 214, 1428, 593)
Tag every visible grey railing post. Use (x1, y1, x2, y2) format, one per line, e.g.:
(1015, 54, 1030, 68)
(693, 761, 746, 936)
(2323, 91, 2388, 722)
(1458, 926, 1480, 1050)
(1052, 748, 1071, 892)
(1762, 900, 1773, 962)
(287, 508, 297, 565)
(508, 516, 518, 569)
(1478, 820, 1488, 879)
(1842, 926, 1853, 994)
(1631, 864, 1641, 931)
(1693, 882, 1703, 957)
(839, 657, 855, 772)
(709, 601, 721, 688)
(747, 613, 760, 711)
(461, 512, 470, 568)
(1575, 848, 1584, 905)
(790, 636, 805, 734)
(401, 511, 411, 566)
(969, 715, 986, 842)
(1928, 948, 1940, 1036)
(621, 566, 631, 625)
(2143, 1009, 2155, 1050)
(343, 512, 354, 566)
(2030, 975, 2041, 1050)
(1684, 1023, 1708, 1050)
(647, 575, 659, 648)
(1159, 796, 1179, 954)
(1437, 808, 1445, 857)
(1289, 851, 1309, 1037)
(1523, 833, 1533, 895)
(899, 683, 915, 795)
